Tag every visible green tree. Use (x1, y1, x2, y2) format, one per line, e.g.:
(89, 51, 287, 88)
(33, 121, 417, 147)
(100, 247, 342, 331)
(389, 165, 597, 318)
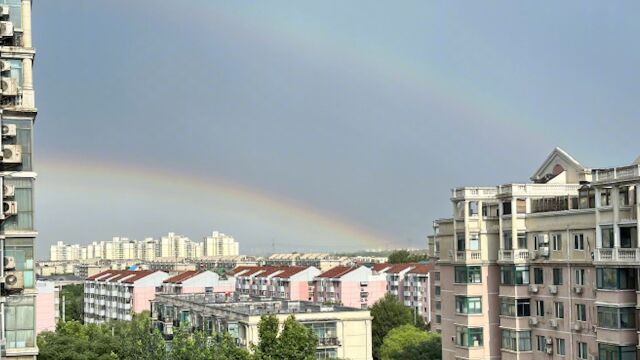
(379, 325, 441, 360)
(370, 294, 414, 359)
(253, 315, 318, 360)
(387, 250, 429, 264)
(59, 284, 84, 322)
(113, 312, 167, 360)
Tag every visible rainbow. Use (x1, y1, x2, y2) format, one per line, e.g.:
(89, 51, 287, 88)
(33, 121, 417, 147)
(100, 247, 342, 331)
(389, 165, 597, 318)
(37, 155, 393, 250)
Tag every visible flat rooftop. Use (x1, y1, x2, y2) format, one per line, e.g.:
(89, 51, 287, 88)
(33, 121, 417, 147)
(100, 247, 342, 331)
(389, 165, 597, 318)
(154, 293, 368, 316)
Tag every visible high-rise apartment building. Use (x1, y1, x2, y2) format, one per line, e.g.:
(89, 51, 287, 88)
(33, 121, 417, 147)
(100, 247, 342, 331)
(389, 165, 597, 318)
(0, 0, 37, 358)
(429, 148, 640, 360)
(203, 231, 239, 257)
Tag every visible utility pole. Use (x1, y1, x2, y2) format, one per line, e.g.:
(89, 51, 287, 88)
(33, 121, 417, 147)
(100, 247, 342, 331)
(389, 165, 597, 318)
(61, 294, 66, 322)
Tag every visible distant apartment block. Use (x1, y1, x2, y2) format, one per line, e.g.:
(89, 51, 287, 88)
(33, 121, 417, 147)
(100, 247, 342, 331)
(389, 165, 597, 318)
(313, 266, 387, 309)
(35, 281, 59, 334)
(230, 266, 320, 301)
(265, 253, 353, 271)
(151, 294, 373, 360)
(161, 270, 234, 295)
(203, 231, 239, 256)
(83, 270, 169, 324)
(429, 148, 640, 360)
(373, 263, 433, 322)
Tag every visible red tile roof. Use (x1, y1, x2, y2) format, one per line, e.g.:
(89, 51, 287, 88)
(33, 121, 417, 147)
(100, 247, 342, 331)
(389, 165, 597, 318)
(228, 266, 256, 276)
(87, 270, 157, 283)
(86, 270, 119, 281)
(273, 266, 308, 279)
(121, 270, 155, 283)
(316, 266, 358, 279)
(384, 264, 416, 274)
(408, 264, 433, 275)
(371, 263, 392, 272)
(163, 270, 203, 284)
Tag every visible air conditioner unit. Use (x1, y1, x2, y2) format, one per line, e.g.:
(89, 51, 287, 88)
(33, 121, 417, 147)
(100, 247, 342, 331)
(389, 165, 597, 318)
(528, 317, 538, 326)
(3, 256, 15, 270)
(549, 319, 558, 328)
(545, 337, 553, 345)
(528, 284, 538, 293)
(0, 60, 9, 72)
(1, 144, 21, 163)
(538, 247, 550, 257)
(0, 21, 13, 37)
(4, 271, 23, 290)
(2, 124, 16, 137)
(549, 285, 558, 294)
(573, 286, 583, 294)
(0, 5, 9, 17)
(3, 184, 14, 198)
(3, 200, 17, 216)
(0, 77, 17, 96)
(573, 322, 583, 331)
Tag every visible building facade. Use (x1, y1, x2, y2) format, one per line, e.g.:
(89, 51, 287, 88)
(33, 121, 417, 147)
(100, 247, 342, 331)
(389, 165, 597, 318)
(230, 266, 320, 301)
(203, 231, 239, 257)
(313, 266, 387, 309)
(0, 0, 38, 358)
(83, 270, 169, 324)
(429, 148, 640, 360)
(151, 294, 374, 360)
(161, 270, 235, 295)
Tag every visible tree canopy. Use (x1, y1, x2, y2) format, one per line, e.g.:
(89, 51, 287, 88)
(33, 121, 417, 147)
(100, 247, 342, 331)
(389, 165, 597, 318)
(370, 294, 417, 359)
(380, 325, 441, 360)
(387, 250, 429, 264)
(59, 284, 84, 322)
(253, 315, 318, 360)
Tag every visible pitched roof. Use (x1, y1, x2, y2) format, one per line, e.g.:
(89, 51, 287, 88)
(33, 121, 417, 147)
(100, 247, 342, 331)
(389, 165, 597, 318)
(531, 147, 586, 182)
(384, 263, 416, 274)
(316, 266, 358, 279)
(371, 263, 392, 272)
(227, 266, 256, 276)
(86, 270, 119, 281)
(273, 266, 309, 279)
(87, 270, 157, 283)
(163, 270, 203, 284)
(408, 264, 433, 275)
(121, 270, 155, 283)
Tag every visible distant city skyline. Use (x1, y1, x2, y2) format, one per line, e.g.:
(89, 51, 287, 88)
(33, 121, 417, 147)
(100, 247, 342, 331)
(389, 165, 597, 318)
(33, 1, 640, 256)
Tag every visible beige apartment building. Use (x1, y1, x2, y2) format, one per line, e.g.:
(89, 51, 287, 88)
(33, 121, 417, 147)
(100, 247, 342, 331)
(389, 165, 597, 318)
(429, 148, 640, 360)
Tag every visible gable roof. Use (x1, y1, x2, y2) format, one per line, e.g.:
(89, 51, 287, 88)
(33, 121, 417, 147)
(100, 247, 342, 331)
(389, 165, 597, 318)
(371, 263, 392, 272)
(164, 270, 204, 284)
(384, 263, 416, 274)
(530, 147, 586, 183)
(316, 266, 358, 279)
(408, 264, 433, 275)
(273, 266, 309, 279)
(87, 270, 157, 283)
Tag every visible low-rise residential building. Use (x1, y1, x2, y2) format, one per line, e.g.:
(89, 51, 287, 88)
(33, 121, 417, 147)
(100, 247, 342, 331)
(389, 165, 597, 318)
(83, 270, 169, 323)
(35, 281, 59, 333)
(402, 264, 433, 323)
(230, 266, 320, 301)
(313, 266, 387, 308)
(162, 270, 235, 295)
(151, 294, 373, 360)
(265, 253, 351, 271)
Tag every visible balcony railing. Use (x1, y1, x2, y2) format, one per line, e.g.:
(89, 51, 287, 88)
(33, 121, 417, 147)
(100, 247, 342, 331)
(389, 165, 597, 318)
(594, 165, 640, 182)
(455, 250, 482, 262)
(498, 249, 531, 263)
(594, 248, 640, 263)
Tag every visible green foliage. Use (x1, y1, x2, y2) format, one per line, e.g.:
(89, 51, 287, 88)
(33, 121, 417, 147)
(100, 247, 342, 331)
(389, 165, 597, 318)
(253, 315, 318, 360)
(387, 250, 429, 264)
(370, 294, 415, 359)
(379, 325, 441, 360)
(60, 284, 84, 322)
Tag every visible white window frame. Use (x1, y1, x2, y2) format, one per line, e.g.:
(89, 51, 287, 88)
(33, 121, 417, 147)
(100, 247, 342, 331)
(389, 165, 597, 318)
(574, 233, 585, 250)
(552, 233, 562, 251)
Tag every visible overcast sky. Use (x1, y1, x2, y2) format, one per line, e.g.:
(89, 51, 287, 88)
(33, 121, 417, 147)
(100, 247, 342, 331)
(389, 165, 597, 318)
(32, 1, 640, 258)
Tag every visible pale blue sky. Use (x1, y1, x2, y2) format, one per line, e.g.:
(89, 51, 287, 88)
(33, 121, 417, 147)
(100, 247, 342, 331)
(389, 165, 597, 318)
(32, 1, 639, 257)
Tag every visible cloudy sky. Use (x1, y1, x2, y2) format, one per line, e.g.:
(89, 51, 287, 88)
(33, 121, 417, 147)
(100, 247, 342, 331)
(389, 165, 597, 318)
(32, 1, 639, 257)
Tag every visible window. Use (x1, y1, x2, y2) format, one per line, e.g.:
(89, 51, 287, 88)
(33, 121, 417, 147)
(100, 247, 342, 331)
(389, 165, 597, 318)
(455, 266, 481, 284)
(500, 298, 530, 317)
(503, 231, 512, 250)
(435, 286, 440, 296)
(596, 268, 636, 290)
(469, 233, 480, 251)
(601, 226, 614, 248)
(517, 232, 527, 249)
(556, 338, 565, 356)
(577, 342, 587, 359)
(554, 302, 564, 319)
(435, 301, 441, 310)
(455, 326, 483, 347)
(620, 226, 635, 248)
(456, 296, 482, 315)
(501, 330, 531, 351)
(552, 268, 563, 285)
(500, 266, 530, 285)
(536, 336, 546, 352)
(4, 238, 35, 289)
(502, 201, 512, 215)
(575, 269, 585, 286)
(469, 201, 478, 216)
(599, 344, 637, 360)
(5, 296, 35, 349)
(576, 304, 587, 321)
(574, 233, 585, 250)
(552, 234, 562, 251)
(535, 300, 545, 317)
(435, 315, 441, 324)
(601, 188, 612, 207)
(434, 272, 440, 281)
(456, 233, 465, 251)
(597, 306, 636, 329)
(534, 268, 544, 284)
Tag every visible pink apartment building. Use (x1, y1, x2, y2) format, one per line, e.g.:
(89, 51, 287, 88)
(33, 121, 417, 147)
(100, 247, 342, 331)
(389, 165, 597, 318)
(84, 270, 169, 323)
(162, 270, 235, 295)
(35, 281, 58, 333)
(229, 266, 320, 300)
(313, 265, 387, 308)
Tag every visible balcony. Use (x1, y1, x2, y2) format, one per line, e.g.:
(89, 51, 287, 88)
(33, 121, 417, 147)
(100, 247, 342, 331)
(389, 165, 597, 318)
(454, 250, 482, 263)
(593, 165, 640, 183)
(451, 187, 498, 200)
(317, 337, 340, 347)
(497, 184, 580, 197)
(498, 249, 531, 264)
(594, 248, 640, 264)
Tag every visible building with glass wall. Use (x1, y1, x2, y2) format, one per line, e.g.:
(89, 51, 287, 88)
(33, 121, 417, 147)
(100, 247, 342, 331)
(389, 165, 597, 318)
(429, 148, 640, 360)
(0, 0, 37, 358)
